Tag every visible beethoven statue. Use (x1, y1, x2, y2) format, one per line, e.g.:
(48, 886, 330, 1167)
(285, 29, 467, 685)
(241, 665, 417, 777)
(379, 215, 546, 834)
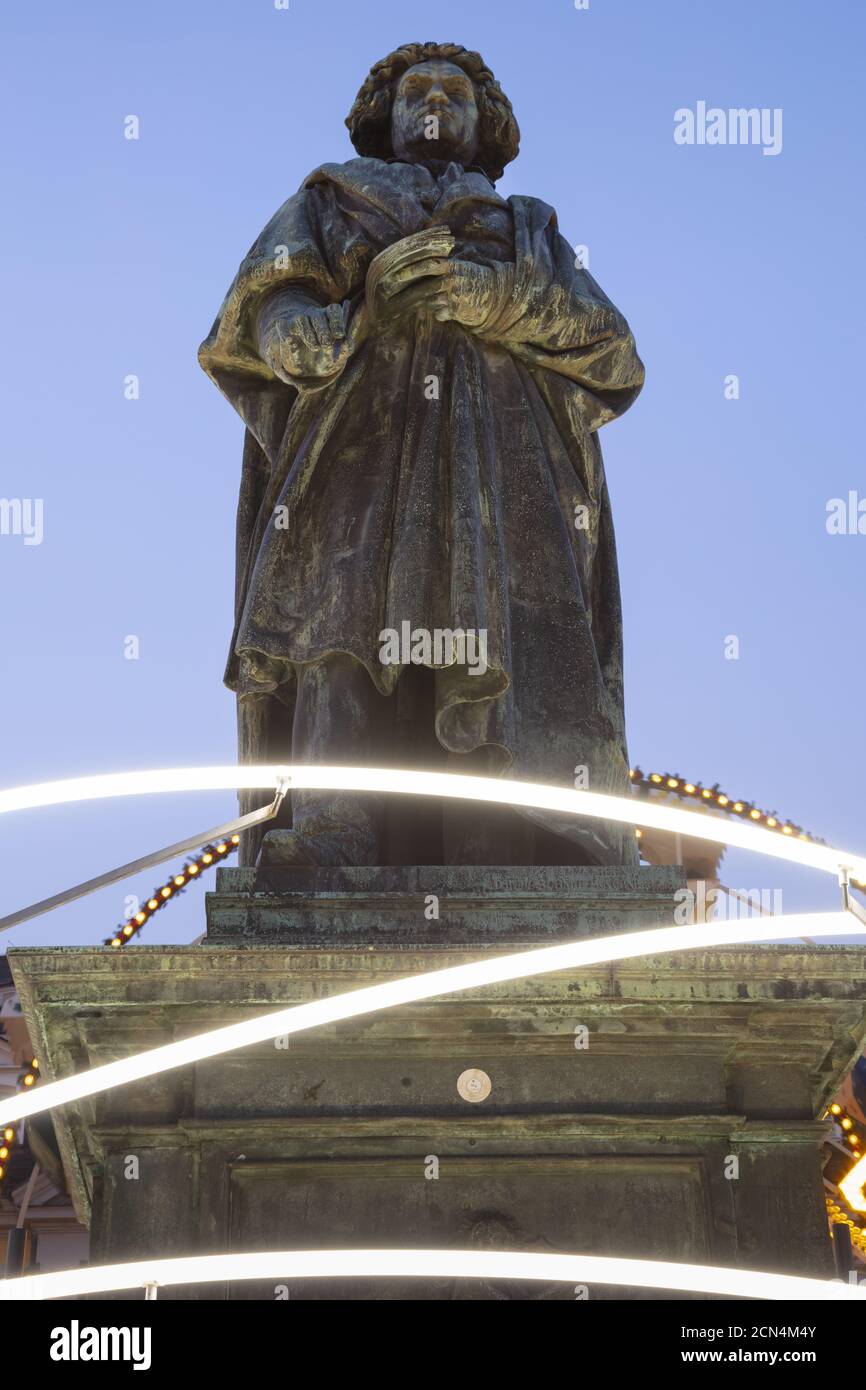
(199, 42, 644, 869)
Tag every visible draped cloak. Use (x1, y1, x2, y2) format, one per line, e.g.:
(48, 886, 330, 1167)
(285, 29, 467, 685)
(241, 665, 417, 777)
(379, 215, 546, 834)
(199, 156, 644, 864)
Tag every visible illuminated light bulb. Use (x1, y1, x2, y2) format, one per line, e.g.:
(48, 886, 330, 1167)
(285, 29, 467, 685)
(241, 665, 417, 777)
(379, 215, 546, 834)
(161, 887, 172, 898)
(701, 789, 712, 799)
(148, 899, 159, 910)
(635, 829, 642, 839)
(684, 784, 695, 794)
(110, 938, 121, 948)
(667, 778, 678, 789)
(31, 1060, 38, 1070)
(3, 1128, 13, 1141)
(750, 810, 761, 820)
(733, 803, 744, 813)
(122, 925, 134, 937)
(23, 1075, 35, 1088)
(231, 834, 240, 844)
(842, 1118, 853, 1130)
(202, 853, 213, 865)
(0, 1146, 9, 1160)
(650, 773, 662, 783)
(216, 843, 228, 854)
(188, 864, 199, 875)
(135, 912, 147, 925)
(628, 769, 635, 779)
(831, 1104, 843, 1115)
(718, 795, 728, 806)
(0, 1166, 5, 1180)
(767, 817, 777, 828)
(782, 825, 793, 835)
(174, 875, 185, 887)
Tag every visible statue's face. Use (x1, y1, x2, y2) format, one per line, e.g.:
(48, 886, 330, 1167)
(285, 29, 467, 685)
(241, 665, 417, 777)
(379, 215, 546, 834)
(390, 59, 480, 167)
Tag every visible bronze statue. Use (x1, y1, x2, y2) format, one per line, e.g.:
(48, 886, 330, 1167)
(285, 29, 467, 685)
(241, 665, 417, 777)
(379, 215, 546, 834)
(200, 42, 644, 869)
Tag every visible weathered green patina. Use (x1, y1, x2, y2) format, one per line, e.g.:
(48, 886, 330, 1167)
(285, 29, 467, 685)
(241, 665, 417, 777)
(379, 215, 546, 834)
(200, 43, 643, 869)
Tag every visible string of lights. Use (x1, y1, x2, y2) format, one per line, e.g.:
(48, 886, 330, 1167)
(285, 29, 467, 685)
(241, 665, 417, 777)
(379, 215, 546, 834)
(827, 1101, 864, 1164)
(0, 1060, 37, 1186)
(0, 1121, 16, 1184)
(630, 768, 826, 846)
(825, 1100, 866, 1223)
(105, 834, 240, 948)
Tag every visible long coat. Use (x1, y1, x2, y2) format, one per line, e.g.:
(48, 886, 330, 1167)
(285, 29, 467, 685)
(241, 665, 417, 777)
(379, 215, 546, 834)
(200, 156, 644, 864)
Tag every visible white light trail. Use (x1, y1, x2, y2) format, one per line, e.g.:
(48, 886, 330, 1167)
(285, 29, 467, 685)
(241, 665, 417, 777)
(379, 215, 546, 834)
(1, 764, 864, 881)
(3, 765, 863, 1294)
(1, 1248, 863, 1301)
(1, 912, 861, 1129)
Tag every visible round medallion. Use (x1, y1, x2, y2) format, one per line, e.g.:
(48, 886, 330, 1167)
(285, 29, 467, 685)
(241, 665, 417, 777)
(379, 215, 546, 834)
(457, 1068, 492, 1103)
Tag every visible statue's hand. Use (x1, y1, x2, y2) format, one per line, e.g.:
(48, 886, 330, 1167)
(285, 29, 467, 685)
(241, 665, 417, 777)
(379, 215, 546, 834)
(365, 227, 456, 328)
(431, 260, 497, 330)
(257, 301, 351, 384)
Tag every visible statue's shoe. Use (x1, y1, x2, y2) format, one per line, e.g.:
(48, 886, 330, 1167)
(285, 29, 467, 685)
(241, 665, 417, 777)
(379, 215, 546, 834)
(256, 828, 377, 867)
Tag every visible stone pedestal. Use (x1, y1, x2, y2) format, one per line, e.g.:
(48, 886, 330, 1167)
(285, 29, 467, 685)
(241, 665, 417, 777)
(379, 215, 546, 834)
(205, 864, 685, 945)
(9, 865, 865, 1299)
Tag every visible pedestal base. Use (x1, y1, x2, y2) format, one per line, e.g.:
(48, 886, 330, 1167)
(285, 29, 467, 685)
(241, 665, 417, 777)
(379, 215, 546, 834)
(9, 866, 865, 1299)
(204, 864, 685, 946)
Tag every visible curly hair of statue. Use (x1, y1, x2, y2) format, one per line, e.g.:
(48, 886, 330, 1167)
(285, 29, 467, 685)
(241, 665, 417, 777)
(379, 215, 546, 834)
(345, 41, 521, 181)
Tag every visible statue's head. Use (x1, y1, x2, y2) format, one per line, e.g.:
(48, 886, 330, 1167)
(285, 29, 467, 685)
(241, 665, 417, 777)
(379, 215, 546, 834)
(346, 42, 520, 182)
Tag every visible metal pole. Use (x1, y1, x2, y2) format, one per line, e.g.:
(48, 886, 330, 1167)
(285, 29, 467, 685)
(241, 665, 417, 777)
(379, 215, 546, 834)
(4, 1228, 26, 1277)
(840, 870, 866, 927)
(0, 779, 289, 935)
(15, 1161, 39, 1229)
(720, 882, 816, 945)
(3, 1164, 40, 1277)
(833, 1222, 854, 1280)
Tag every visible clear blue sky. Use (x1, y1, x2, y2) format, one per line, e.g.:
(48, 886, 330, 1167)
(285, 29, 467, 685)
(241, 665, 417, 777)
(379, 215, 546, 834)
(1, 0, 863, 948)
